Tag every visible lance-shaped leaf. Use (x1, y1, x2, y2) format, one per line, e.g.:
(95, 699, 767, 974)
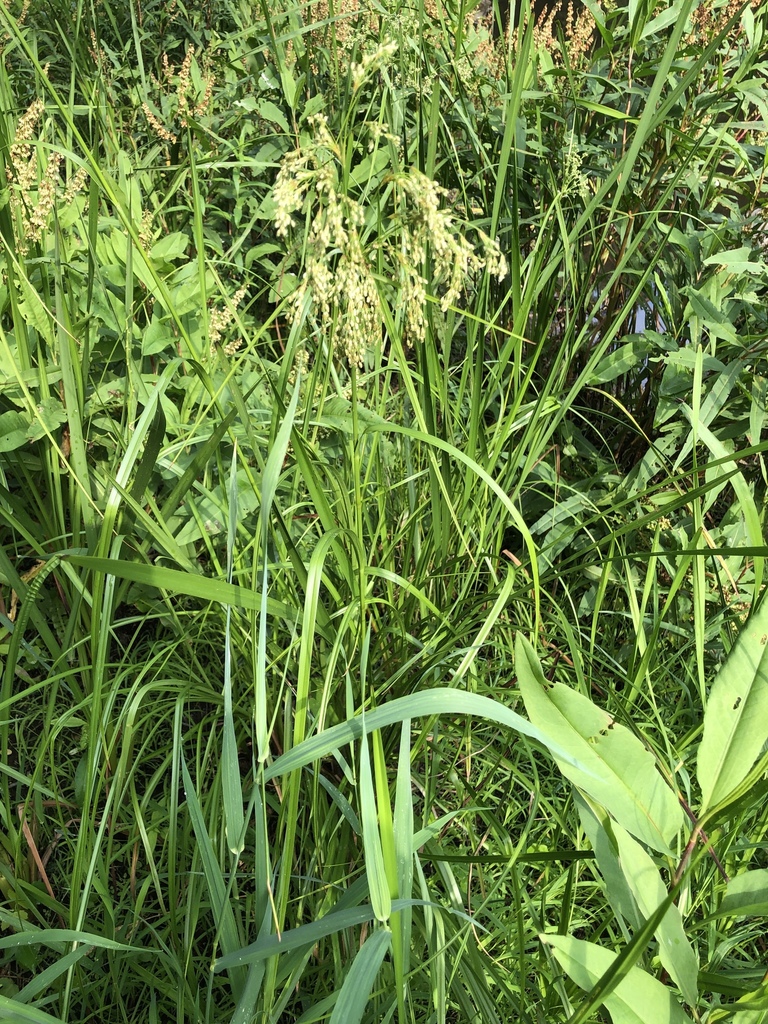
(715, 869, 768, 919)
(222, 444, 244, 856)
(706, 976, 768, 1024)
(359, 729, 391, 923)
(576, 792, 641, 928)
(516, 634, 681, 853)
(541, 934, 692, 1024)
(576, 796, 698, 1006)
(613, 825, 698, 1006)
(697, 599, 768, 815)
(329, 928, 392, 1024)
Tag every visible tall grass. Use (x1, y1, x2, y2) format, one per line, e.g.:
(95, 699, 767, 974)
(0, 0, 767, 1021)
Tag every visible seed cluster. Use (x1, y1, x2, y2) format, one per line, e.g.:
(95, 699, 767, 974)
(209, 286, 248, 356)
(687, 0, 759, 45)
(142, 45, 215, 147)
(273, 111, 508, 365)
(6, 98, 88, 254)
(502, 1, 595, 67)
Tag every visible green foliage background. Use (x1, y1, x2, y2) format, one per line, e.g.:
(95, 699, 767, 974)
(0, 0, 767, 1021)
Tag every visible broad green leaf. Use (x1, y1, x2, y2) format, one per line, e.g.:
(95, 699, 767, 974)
(541, 934, 692, 1024)
(348, 147, 391, 189)
(682, 285, 732, 326)
(613, 825, 698, 1006)
(697, 600, 768, 814)
(149, 231, 189, 261)
(587, 336, 652, 385)
(516, 635, 682, 853)
(257, 99, 291, 133)
(26, 398, 67, 442)
(640, 0, 686, 37)
(18, 275, 54, 340)
(727, 985, 768, 1017)
(577, 796, 697, 1004)
(141, 315, 174, 356)
(329, 928, 391, 1024)
(707, 978, 768, 1023)
(702, 247, 763, 273)
(663, 349, 725, 373)
(717, 870, 768, 918)
(0, 410, 29, 452)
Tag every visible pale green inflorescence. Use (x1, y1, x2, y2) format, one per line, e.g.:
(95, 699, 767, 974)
(273, 105, 507, 365)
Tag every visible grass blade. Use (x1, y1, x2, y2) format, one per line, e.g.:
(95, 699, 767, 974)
(329, 928, 392, 1024)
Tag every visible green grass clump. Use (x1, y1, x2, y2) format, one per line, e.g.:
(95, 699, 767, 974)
(0, 0, 767, 1020)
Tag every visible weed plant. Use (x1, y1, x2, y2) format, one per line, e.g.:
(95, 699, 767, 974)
(0, 0, 767, 1021)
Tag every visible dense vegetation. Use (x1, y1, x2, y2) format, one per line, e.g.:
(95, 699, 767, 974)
(0, 0, 767, 1020)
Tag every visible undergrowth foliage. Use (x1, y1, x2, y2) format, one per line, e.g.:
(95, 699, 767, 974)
(0, 0, 767, 1022)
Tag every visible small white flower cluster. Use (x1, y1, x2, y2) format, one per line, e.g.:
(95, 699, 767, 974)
(401, 266, 427, 343)
(334, 238, 380, 367)
(364, 121, 401, 154)
(289, 210, 379, 367)
(274, 115, 381, 366)
(7, 98, 44, 194)
(25, 152, 62, 246)
(138, 209, 155, 249)
(561, 132, 590, 201)
(478, 229, 509, 281)
(274, 148, 322, 239)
